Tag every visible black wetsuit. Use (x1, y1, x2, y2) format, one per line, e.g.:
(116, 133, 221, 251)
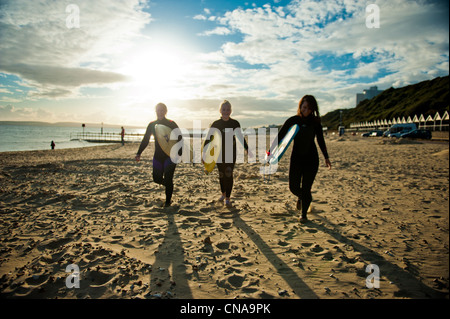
(273, 115, 329, 217)
(137, 118, 182, 205)
(204, 118, 248, 198)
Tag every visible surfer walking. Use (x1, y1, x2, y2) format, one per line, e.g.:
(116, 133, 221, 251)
(268, 95, 331, 223)
(135, 103, 182, 207)
(203, 100, 250, 206)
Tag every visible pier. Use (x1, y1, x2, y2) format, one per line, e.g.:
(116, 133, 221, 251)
(70, 132, 144, 143)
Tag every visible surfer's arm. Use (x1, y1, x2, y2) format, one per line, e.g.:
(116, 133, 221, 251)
(203, 126, 213, 147)
(315, 122, 331, 169)
(234, 126, 249, 151)
(234, 125, 253, 159)
(136, 123, 154, 156)
(203, 121, 219, 153)
(315, 122, 329, 159)
(267, 118, 292, 155)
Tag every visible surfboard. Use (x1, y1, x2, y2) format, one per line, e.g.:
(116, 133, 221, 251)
(155, 124, 178, 157)
(268, 124, 299, 165)
(202, 129, 222, 173)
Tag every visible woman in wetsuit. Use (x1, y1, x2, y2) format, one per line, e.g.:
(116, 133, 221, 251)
(268, 95, 331, 223)
(203, 100, 249, 206)
(135, 103, 182, 207)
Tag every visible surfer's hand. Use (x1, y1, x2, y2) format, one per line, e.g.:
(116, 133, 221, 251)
(325, 158, 331, 169)
(135, 154, 141, 162)
(264, 151, 273, 164)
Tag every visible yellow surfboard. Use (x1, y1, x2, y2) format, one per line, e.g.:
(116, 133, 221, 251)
(202, 129, 222, 173)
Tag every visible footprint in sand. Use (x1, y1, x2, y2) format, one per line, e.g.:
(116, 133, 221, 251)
(227, 274, 246, 287)
(277, 240, 290, 247)
(230, 254, 248, 263)
(85, 269, 116, 287)
(215, 242, 230, 250)
(220, 222, 232, 229)
(310, 244, 324, 253)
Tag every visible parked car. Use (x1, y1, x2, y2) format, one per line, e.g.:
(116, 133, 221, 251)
(400, 129, 432, 139)
(385, 123, 417, 138)
(362, 130, 384, 137)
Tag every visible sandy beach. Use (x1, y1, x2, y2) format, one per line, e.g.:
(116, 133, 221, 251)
(0, 134, 448, 299)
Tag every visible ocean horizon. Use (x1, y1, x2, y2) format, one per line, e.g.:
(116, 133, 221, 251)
(0, 123, 266, 153)
(0, 123, 146, 153)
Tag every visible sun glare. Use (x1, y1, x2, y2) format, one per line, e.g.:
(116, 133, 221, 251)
(121, 43, 192, 101)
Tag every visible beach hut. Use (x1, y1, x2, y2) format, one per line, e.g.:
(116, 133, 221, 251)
(433, 112, 441, 131)
(419, 114, 425, 129)
(442, 111, 449, 131)
(425, 115, 433, 130)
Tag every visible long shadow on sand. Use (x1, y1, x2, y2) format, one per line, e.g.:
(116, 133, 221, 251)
(308, 215, 446, 299)
(232, 214, 318, 299)
(149, 211, 193, 298)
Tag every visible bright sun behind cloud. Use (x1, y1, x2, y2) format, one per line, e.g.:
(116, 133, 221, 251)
(120, 42, 194, 102)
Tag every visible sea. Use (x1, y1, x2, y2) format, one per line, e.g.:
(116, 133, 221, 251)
(0, 123, 265, 154)
(0, 124, 146, 153)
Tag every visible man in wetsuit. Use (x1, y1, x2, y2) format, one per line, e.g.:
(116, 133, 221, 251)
(135, 103, 182, 207)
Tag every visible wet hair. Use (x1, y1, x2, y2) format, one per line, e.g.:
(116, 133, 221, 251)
(297, 95, 320, 120)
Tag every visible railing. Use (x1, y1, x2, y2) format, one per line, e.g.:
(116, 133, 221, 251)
(70, 132, 144, 143)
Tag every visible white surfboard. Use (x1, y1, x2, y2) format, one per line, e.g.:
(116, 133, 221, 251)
(155, 124, 178, 157)
(268, 124, 299, 165)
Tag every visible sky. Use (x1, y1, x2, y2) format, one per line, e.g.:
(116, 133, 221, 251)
(0, 0, 448, 128)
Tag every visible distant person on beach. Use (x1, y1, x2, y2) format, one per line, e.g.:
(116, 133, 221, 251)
(267, 95, 331, 223)
(203, 100, 250, 206)
(135, 103, 182, 207)
(51, 140, 55, 150)
(121, 127, 125, 146)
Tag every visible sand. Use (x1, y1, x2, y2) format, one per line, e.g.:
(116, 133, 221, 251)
(0, 134, 448, 299)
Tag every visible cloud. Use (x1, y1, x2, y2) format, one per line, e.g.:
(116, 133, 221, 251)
(0, 0, 150, 96)
(194, 14, 207, 20)
(198, 0, 449, 114)
(199, 27, 232, 36)
(1, 63, 129, 87)
(0, 104, 54, 121)
(0, 88, 13, 94)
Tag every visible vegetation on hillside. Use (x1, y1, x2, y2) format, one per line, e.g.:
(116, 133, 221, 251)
(321, 76, 449, 129)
